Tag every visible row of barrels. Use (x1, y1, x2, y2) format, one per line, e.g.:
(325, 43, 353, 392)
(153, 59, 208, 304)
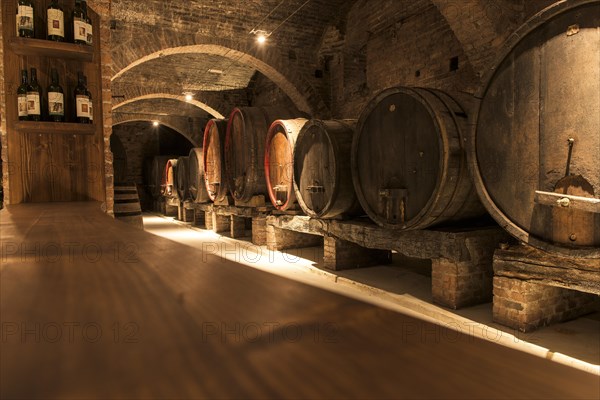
(146, 1, 598, 257)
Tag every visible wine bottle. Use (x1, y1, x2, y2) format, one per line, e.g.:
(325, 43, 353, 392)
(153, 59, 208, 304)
(75, 71, 90, 123)
(16, 0, 34, 38)
(47, 0, 64, 42)
(72, 0, 87, 45)
(82, 0, 93, 46)
(27, 68, 42, 121)
(17, 70, 29, 121)
(83, 75, 93, 124)
(17, 69, 29, 120)
(47, 68, 64, 122)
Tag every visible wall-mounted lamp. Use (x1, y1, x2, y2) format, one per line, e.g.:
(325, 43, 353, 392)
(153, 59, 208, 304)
(152, 121, 159, 127)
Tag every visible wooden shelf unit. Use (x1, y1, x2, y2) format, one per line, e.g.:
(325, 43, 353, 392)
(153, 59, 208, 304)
(1, 0, 106, 204)
(15, 121, 95, 135)
(8, 37, 94, 61)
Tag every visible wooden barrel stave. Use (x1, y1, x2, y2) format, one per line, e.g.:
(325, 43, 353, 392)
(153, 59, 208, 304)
(353, 87, 484, 230)
(225, 107, 303, 202)
(265, 118, 308, 210)
(203, 119, 229, 202)
(188, 148, 210, 203)
(472, 1, 600, 256)
(294, 119, 362, 218)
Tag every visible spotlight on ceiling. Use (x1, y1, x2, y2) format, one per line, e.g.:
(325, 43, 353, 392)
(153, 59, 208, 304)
(250, 29, 270, 44)
(153, 121, 159, 127)
(185, 94, 193, 101)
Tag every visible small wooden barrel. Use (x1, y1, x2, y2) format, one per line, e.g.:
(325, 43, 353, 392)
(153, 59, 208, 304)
(225, 107, 303, 202)
(471, 1, 600, 256)
(202, 119, 229, 202)
(176, 156, 189, 201)
(114, 183, 143, 229)
(353, 87, 484, 229)
(265, 118, 308, 210)
(147, 155, 173, 198)
(293, 119, 362, 218)
(188, 148, 210, 203)
(163, 159, 179, 199)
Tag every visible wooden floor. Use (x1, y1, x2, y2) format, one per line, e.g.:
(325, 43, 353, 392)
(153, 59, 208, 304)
(1, 202, 598, 399)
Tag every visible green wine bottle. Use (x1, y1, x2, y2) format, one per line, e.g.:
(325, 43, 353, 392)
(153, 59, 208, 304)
(27, 68, 42, 121)
(75, 72, 90, 123)
(47, 0, 64, 42)
(17, 69, 29, 121)
(83, 75, 93, 124)
(47, 68, 64, 122)
(82, 0, 93, 46)
(72, 0, 87, 45)
(16, 0, 34, 38)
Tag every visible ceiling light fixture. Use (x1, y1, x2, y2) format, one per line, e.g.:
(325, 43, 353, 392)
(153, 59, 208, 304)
(250, 29, 270, 44)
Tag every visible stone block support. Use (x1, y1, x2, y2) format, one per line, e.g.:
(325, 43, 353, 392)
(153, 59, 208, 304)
(432, 258, 493, 309)
(493, 277, 599, 332)
(193, 208, 206, 228)
(230, 216, 247, 238)
(252, 215, 268, 246)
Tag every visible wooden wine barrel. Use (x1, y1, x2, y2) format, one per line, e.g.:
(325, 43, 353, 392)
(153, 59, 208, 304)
(294, 119, 362, 218)
(113, 183, 143, 229)
(471, 1, 600, 256)
(188, 148, 210, 203)
(353, 87, 485, 230)
(225, 107, 304, 202)
(176, 156, 189, 201)
(163, 159, 179, 199)
(147, 155, 173, 198)
(265, 118, 308, 210)
(202, 119, 229, 202)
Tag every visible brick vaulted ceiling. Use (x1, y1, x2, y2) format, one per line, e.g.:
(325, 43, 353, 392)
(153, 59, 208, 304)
(110, 0, 357, 126)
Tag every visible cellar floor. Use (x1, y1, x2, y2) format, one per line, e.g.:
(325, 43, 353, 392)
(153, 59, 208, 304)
(143, 213, 600, 374)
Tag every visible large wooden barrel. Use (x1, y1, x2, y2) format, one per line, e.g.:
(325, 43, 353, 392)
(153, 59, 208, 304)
(188, 148, 210, 203)
(265, 118, 308, 210)
(147, 155, 173, 198)
(225, 107, 303, 202)
(202, 119, 229, 202)
(163, 159, 179, 198)
(294, 119, 362, 218)
(176, 156, 189, 201)
(353, 87, 484, 229)
(471, 1, 600, 256)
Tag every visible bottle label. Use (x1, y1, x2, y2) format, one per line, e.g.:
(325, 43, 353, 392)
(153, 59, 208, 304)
(16, 5, 34, 32)
(26, 92, 40, 116)
(48, 92, 64, 116)
(88, 102, 93, 121)
(74, 20, 87, 42)
(47, 9, 64, 37)
(86, 22, 93, 45)
(76, 94, 90, 118)
(18, 94, 28, 117)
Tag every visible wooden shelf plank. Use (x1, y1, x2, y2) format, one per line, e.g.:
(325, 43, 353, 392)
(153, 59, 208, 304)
(9, 38, 93, 61)
(15, 121, 95, 135)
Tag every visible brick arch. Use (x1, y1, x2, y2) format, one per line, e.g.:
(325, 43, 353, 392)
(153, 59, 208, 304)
(112, 116, 199, 147)
(112, 44, 321, 115)
(113, 93, 225, 119)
